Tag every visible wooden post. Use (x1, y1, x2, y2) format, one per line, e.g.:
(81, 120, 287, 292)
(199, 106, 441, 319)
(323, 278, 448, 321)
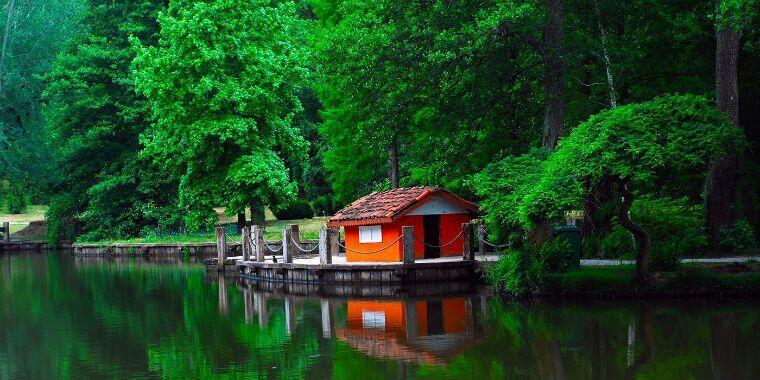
(402, 226, 415, 264)
(462, 223, 474, 261)
(252, 225, 264, 262)
(319, 229, 332, 265)
(2, 222, 9, 243)
(328, 227, 340, 255)
(241, 226, 251, 261)
(478, 223, 487, 256)
(215, 227, 227, 270)
(282, 227, 293, 264)
(290, 224, 300, 242)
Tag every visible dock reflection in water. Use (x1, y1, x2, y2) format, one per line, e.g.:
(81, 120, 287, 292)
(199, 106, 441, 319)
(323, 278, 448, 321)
(236, 278, 489, 365)
(2, 253, 758, 379)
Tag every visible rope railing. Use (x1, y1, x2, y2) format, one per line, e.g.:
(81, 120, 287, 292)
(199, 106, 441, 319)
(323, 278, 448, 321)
(337, 235, 403, 255)
(412, 231, 463, 248)
(260, 237, 282, 252)
(476, 226, 510, 249)
(289, 234, 319, 253)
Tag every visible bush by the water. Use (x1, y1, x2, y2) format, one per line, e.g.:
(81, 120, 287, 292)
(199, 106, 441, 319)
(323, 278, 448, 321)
(485, 237, 575, 296)
(538, 236, 574, 273)
(590, 197, 706, 271)
(484, 248, 541, 297)
(273, 200, 314, 220)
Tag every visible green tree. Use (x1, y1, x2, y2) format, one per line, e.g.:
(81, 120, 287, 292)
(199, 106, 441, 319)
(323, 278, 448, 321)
(0, 0, 85, 205)
(134, 0, 309, 228)
(44, 0, 180, 242)
(514, 95, 744, 280)
(314, 0, 546, 204)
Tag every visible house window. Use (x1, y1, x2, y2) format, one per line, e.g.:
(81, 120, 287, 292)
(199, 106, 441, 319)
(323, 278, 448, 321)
(358, 225, 382, 243)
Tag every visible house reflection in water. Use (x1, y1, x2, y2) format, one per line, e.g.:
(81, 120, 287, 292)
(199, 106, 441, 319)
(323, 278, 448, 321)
(338, 297, 484, 365)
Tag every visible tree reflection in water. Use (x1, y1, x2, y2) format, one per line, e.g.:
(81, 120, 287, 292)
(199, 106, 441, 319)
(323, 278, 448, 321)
(0, 253, 758, 379)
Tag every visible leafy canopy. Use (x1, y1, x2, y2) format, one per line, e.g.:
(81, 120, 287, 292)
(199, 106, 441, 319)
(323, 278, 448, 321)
(476, 94, 745, 237)
(134, 0, 309, 228)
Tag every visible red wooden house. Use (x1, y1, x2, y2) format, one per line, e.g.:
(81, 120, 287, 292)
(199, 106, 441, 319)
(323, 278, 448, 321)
(327, 187, 478, 262)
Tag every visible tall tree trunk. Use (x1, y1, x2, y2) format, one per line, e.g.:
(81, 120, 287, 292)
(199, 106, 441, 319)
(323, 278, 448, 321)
(389, 133, 399, 189)
(236, 211, 246, 233)
(0, 0, 15, 96)
(249, 204, 265, 226)
(616, 180, 651, 281)
(706, 2, 741, 246)
(594, 0, 617, 108)
(541, 0, 564, 150)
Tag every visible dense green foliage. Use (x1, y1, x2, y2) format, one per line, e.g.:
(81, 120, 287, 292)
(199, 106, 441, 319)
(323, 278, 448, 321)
(0, 0, 85, 211)
(0, 0, 756, 247)
(134, 0, 309, 228)
(43, 0, 181, 243)
(272, 200, 315, 221)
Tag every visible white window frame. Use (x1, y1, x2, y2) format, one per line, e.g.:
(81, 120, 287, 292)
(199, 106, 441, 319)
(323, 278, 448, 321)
(358, 225, 383, 243)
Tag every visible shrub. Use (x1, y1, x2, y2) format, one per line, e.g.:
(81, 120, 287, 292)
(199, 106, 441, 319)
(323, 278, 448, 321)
(717, 219, 758, 254)
(46, 194, 79, 245)
(4, 183, 27, 214)
(484, 248, 541, 296)
(538, 237, 573, 273)
(596, 197, 707, 270)
(272, 199, 314, 220)
(312, 195, 339, 216)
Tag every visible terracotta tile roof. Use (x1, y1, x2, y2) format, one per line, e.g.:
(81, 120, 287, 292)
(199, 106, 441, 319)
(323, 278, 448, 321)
(327, 186, 478, 227)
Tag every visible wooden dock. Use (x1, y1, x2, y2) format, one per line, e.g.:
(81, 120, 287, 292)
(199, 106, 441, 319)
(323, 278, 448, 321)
(236, 255, 498, 285)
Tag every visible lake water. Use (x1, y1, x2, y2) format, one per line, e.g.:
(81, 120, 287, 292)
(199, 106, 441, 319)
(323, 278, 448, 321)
(1, 252, 758, 379)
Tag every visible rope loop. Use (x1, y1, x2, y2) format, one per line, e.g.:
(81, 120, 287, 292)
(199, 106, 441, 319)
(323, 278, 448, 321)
(337, 235, 402, 255)
(289, 235, 319, 253)
(413, 231, 463, 248)
(476, 225, 510, 249)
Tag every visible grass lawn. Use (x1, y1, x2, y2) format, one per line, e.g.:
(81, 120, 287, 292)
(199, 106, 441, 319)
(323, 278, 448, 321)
(78, 216, 332, 244)
(0, 205, 48, 240)
(0, 205, 47, 223)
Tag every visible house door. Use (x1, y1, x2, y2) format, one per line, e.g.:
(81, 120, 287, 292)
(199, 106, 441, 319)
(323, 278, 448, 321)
(423, 215, 441, 259)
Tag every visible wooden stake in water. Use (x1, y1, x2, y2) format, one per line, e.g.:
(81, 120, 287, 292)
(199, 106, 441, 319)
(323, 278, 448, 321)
(2, 222, 9, 243)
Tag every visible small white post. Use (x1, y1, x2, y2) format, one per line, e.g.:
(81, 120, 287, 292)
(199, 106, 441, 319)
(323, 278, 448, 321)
(282, 228, 293, 264)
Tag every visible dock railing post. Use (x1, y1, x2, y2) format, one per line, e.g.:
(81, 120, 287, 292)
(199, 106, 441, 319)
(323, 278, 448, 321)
(241, 226, 251, 261)
(282, 227, 293, 264)
(319, 229, 332, 265)
(2, 222, 9, 243)
(328, 227, 340, 256)
(253, 225, 265, 262)
(402, 226, 415, 264)
(216, 227, 227, 270)
(462, 223, 474, 261)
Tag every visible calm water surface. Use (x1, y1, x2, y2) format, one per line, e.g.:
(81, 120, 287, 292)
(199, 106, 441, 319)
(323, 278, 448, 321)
(0, 252, 758, 379)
